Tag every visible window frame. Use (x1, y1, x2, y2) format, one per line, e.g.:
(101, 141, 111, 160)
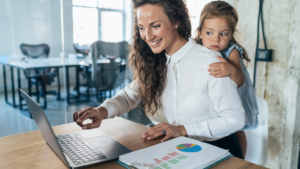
(72, 0, 126, 43)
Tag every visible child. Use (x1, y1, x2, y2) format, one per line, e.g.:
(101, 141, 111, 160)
(194, 1, 259, 158)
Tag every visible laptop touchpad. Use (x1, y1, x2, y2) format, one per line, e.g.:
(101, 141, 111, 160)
(87, 136, 116, 148)
(87, 135, 131, 158)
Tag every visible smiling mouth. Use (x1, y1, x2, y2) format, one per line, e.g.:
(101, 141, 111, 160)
(150, 39, 162, 45)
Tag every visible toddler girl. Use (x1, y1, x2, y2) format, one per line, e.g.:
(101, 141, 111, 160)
(194, 1, 259, 158)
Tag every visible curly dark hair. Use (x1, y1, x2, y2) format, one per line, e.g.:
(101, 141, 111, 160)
(130, 0, 191, 115)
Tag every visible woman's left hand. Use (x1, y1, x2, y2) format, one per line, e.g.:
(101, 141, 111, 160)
(142, 122, 188, 142)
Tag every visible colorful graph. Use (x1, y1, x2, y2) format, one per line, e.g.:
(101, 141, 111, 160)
(176, 143, 202, 152)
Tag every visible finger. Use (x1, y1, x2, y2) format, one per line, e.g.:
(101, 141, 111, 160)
(73, 108, 87, 122)
(214, 74, 226, 78)
(209, 67, 220, 72)
(76, 111, 81, 123)
(161, 134, 171, 142)
(208, 67, 219, 72)
(82, 120, 101, 129)
(209, 63, 221, 67)
(76, 107, 93, 122)
(217, 56, 227, 62)
(147, 129, 165, 140)
(78, 108, 100, 126)
(75, 108, 85, 118)
(73, 110, 79, 122)
(142, 126, 158, 139)
(76, 113, 86, 127)
(76, 111, 92, 126)
(75, 109, 85, 125)
(143, 127, 162, 140)
(143, 122, 166, 138)
(209, 71, 221, 76)
(146, 124, 169, 140)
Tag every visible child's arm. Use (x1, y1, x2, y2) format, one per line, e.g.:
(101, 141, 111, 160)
(208, 49, 245, 87)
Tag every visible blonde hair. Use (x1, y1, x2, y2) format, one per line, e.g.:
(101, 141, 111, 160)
(194, 1, 250, 63)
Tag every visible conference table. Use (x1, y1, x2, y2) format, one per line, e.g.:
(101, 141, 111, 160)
(0, 117, 268, 169)
(0, 55, 125, 112)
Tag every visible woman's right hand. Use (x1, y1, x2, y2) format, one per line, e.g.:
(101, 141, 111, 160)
(73, 106, 108, 129)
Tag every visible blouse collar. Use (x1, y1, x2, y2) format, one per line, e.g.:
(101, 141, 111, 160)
(166, 37, 196, 65)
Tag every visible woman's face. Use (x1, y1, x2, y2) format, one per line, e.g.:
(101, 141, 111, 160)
(136, 4, 180, 55)
(200, 17, 232, 52)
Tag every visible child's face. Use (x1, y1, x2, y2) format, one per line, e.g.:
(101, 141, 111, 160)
(200, 17, 232, 52)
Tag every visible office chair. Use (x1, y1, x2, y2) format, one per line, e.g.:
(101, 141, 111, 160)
(245, 97, 268, 166)
(91, 41, 129, 62)
(87, 41, 129, 101)
(73, 43, 91, 57)
(73, 43, 91, 91)
(20, 43, 60, 108)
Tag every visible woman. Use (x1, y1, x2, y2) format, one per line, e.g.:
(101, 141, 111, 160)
(73, 0, 245, 159)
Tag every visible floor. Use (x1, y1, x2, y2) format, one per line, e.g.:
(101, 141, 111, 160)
(0, 87, 152, 138)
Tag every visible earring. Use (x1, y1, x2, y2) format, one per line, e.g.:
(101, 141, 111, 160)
(175, 25, 178, 28)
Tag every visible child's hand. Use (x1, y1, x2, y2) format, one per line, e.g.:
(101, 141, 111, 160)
(208, 56, 235, 78)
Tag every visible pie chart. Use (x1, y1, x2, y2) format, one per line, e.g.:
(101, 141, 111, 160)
(176, 143, 202, 152)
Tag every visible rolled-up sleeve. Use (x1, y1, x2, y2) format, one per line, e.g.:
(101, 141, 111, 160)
(184, 55, 245, 140)
(100, 81, 141, 119)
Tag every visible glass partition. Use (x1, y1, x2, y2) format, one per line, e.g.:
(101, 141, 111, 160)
(73, 7, 99, 46)
(98, 0, 124, 10)
(72, 0, 98, 7)
(63, 0, 153, 128)
(0, 0, 68, 137)
(101, 11, 123, 42)
(0, 0, 214, 138)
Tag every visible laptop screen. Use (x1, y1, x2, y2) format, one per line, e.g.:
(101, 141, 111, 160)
(20, 89, 70, 168)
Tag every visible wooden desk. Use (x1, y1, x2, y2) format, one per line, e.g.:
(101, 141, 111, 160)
(0, 117, 267, 169)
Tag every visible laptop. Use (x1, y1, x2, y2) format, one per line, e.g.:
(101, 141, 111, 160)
(20, 89, 131, 169)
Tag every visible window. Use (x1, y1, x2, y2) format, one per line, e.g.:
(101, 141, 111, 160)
(101, 11, 123, 42)
(186, 0, 212, 38)
(73, 7, 98, 46)
(72, 0, 128, 46)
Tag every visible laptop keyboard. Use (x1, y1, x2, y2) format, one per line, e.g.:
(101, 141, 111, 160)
(56, 133, 107, 165)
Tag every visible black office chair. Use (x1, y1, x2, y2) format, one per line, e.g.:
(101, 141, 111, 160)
(73, 43, 91, 57)
(73, 44, 91, 91)
(87, 41, 129, 101)
(20, 43, 60, 108)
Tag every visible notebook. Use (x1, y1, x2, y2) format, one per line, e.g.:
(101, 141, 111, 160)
(118, 136, 231, 169)
(20, 89, 131, 168)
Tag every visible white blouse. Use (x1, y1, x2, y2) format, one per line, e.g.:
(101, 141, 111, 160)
(101, 38, 245, 141)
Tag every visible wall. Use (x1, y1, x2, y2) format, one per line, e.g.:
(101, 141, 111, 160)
(0, 0, 132, 93)
(226, 0, 300, 168)
(0, 0, 75, 92)
(0, 0, 74, 57)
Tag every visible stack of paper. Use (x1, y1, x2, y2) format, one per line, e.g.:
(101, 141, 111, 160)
(119, 136, 231, 169)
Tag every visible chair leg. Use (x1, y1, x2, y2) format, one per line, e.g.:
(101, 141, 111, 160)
(36, 78, 40, 103)
(100, 91, 103, 101)
(28, 77, 32, 96)
(57, 68, 61, 100)
(86, 81, 90, 101)
(41, 80, 47, 109)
